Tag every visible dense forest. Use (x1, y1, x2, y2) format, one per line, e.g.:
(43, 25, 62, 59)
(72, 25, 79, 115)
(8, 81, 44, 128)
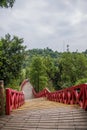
(1, 34, 87, 92)
(24, 47, 87, 92)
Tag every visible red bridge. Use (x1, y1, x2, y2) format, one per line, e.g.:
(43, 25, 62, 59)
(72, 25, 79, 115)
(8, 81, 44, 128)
(0, 79, 87, 130)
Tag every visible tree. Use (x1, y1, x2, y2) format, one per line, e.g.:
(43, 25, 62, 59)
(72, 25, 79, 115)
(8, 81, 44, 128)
(23, 48, 87, 90)
(43, 56, 59, 90)
(29, 56, 48, 92)
(75, 53, 87, 79)
(0, 34, 26, 86)
(58, 52, 87, 88)
(0, 0, 15, 8)
(75, 78, 87, 85)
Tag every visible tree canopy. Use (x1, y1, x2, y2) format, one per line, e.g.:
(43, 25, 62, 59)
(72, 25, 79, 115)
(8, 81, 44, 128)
(0, 0, 15, 8)
(1, 34, 87, 91)
(58, 52, 87, 88)
(29, 56, 48, 92)
(0, 34, 26, 86)
(25, 49, 87, 91)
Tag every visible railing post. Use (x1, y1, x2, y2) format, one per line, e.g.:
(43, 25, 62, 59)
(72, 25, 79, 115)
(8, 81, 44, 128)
(6, 88, 11, 115)
(0, 80, 5, 115)
(84, 84, 87, 110)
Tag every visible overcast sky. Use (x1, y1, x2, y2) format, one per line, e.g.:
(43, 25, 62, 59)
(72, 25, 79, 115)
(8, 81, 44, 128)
(0, 0, 87, 52)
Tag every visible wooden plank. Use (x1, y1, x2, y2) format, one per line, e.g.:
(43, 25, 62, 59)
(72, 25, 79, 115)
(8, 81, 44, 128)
(0, 98, 87, 130)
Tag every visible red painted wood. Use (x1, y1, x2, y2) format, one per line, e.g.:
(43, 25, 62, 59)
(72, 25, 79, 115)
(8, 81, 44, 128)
(6, 88, 25, 115)
(20, 79, 29, 90)
(32, 84, 87, 110)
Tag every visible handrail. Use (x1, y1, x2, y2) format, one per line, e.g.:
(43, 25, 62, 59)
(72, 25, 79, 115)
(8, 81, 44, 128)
(33, 84, 87, 110)
(20, 79, 29, 90)
(32, 88, 50, 98)
(6, 88, 25, 115)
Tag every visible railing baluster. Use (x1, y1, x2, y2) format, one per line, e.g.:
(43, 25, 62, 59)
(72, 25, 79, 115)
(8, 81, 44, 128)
(6, 88, 25, 115)
(32, 84, 87, 111)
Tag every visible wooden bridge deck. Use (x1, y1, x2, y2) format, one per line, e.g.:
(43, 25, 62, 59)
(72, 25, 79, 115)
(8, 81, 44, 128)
(0, 98, 87, 130)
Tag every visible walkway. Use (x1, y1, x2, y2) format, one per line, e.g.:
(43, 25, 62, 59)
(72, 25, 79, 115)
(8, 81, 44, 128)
(0, 98, 87, 130)
(21, 80, 34, 100)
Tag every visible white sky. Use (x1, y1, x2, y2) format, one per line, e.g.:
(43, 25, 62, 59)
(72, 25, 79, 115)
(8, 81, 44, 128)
(0, 0, 87, 52)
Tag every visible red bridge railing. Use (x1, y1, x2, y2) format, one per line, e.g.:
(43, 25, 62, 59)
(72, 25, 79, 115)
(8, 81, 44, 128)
(6, 88, 25, 115)
(32, 84, 87, 110)
(20, 79, 29, 90)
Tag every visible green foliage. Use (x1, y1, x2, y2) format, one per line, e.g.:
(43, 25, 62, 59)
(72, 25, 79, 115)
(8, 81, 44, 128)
(29, 56, 48, 92)
(24, 48, 61, 90)
(58, 52, 87, 88)
(74, 53, 87, 79)
(0, 0, 15, 8)
(25, 49, 87, 90)
(0, 34, 26, 86)
(75, 78, 87, 85)
(6, 69, 27, 90)
(1, 37, 87, 91)
(24, 47, 60, 68)
(6, 79, 20, 91)
(43, 56, 59, 90)
(46, 80, 55, 92)
(27, 47, 60, 58)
